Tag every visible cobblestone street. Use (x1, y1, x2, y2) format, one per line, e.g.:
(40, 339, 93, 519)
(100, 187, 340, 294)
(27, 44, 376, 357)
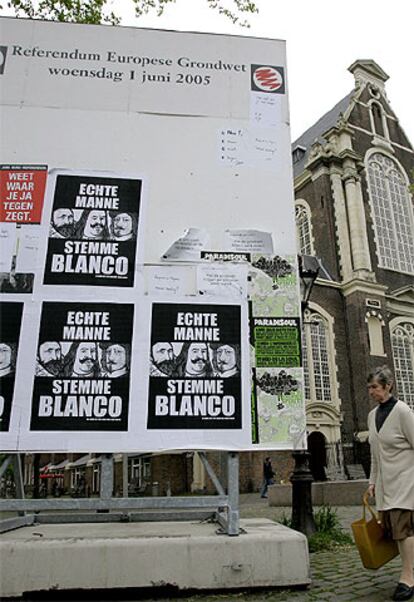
(165, 548, 400, 602)
(236, 494, 401, 601)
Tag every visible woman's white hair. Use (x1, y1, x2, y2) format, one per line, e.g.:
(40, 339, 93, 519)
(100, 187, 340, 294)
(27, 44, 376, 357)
(367, 365, 394, 389)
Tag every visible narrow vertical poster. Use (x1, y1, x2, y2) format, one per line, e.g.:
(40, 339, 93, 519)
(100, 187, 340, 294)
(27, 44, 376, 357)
(249, 254, 305, 448)
(0, 302, 23, 431)
(30, 302, 134, 431)
(0, 165, 47, 293)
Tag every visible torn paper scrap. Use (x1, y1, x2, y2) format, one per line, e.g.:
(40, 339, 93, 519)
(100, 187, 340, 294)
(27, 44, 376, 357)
(15, 226, 41, 273)
(0, 222, 17, 272)
(197, 263, 248, 299)
(162, 228, 210, 261)
(250, 92, 281, 128)
(145, 265, 194, 297)
(251, 132, 278, 167)
(218, 127, 248, 167)
(218, 126, 278, 169)
(224, 229, 274, 254)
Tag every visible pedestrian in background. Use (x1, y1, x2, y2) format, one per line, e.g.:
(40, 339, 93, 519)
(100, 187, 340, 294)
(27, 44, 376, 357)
(366, 366, 414, 602)
(260, 456, 275, 499)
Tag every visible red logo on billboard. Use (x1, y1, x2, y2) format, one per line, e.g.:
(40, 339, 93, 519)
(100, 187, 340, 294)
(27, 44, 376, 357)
(252, 66, 283, 92)
(0, 165, 47, 224)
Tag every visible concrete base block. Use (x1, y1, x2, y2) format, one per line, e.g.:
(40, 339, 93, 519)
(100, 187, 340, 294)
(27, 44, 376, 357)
(0, 518, 310, 598)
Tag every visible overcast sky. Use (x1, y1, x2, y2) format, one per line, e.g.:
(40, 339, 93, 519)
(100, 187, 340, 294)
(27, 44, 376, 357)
(118, 0, 414, 145)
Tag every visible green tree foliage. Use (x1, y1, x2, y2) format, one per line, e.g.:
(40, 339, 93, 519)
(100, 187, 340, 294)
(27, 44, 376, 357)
(2, 0, 258, 26)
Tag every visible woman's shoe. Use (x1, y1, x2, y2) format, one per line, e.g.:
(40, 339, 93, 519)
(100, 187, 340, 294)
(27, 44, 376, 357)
(392, 583, 414, 601)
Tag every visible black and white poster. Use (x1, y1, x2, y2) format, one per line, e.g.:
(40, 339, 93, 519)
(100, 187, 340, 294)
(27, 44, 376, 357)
(30, 302, 134, 431)
(0, 302, 23, 431)
(147, 302, 242, 429)
(44, 174, 142, 287)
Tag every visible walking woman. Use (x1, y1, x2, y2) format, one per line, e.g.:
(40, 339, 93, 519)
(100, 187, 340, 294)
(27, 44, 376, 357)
(366, 366, 414, 601)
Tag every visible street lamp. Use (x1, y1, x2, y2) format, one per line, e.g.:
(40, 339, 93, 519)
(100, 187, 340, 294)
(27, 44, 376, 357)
(290, 255, 320, 537)
(298, 255, 320, 313)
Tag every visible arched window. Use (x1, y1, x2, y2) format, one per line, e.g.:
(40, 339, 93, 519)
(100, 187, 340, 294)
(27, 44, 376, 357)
(367, 153, 414, 274)
(371, 102, 385, 137)
(295, 201, 314, 255)
(302, 308, 336, 404)
(391, 322, 414, 409)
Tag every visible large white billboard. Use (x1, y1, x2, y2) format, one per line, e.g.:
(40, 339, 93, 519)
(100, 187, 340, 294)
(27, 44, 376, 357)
(0, 17, 305, 452)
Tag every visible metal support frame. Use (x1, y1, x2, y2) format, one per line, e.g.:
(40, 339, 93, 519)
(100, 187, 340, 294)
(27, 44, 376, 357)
(12, 454, 25, 500)
(198, 452, 225, 496)
(0, 451, 240, 536)
(122, 454, 128, 498)
(0, 455, 13, 479)
(100, 454, 114, 499)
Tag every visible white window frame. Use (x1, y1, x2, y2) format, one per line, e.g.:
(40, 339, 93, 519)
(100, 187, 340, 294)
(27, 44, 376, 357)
(366, 150, 414, 275)
(92, 464, 100, 494)
(301, 303, 340, 408)
(390, 317, 414, 409)
(129, 456, 151, 489)
(295, 199, 314, 255)
(368, 99, 390, 140)
(70, 467, 84, 489)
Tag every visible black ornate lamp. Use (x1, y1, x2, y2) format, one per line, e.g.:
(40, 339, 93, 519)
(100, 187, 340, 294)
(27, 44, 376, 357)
(298, 255, 320, 313)
(290, 255, 320, 537)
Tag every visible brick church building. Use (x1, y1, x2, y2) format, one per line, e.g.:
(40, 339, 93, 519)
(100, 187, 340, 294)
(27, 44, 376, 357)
(293, 59, 414, 481)
(19, 59, 413, 497)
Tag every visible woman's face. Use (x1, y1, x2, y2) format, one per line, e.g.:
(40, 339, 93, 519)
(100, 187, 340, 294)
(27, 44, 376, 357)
(367, 377, 393, 403)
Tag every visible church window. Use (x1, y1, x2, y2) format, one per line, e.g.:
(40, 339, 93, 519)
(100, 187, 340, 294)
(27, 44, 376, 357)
(302, 309, 334, 403)
(292, 145, 306, 164)
(391, 322, 414, 409)
(367, 153, 414, 274)
(368, 84, 381, 100)
(295, 201, 314, 255)
(372, 102, 385, 137)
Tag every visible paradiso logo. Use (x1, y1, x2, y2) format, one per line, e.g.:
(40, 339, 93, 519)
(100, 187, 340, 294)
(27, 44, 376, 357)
(0, 46, 8, 75)
(251, 65, 285, 94)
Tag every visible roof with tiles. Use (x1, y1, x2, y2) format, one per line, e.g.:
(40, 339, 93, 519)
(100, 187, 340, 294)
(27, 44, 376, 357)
(291, 91, 354, 178)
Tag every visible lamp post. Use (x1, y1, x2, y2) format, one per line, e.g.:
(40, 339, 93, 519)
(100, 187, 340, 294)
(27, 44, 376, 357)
(290, 255, 320, 537)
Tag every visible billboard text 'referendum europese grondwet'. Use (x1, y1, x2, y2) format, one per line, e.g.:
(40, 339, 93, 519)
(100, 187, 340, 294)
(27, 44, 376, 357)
(0, 17, 304, 452)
